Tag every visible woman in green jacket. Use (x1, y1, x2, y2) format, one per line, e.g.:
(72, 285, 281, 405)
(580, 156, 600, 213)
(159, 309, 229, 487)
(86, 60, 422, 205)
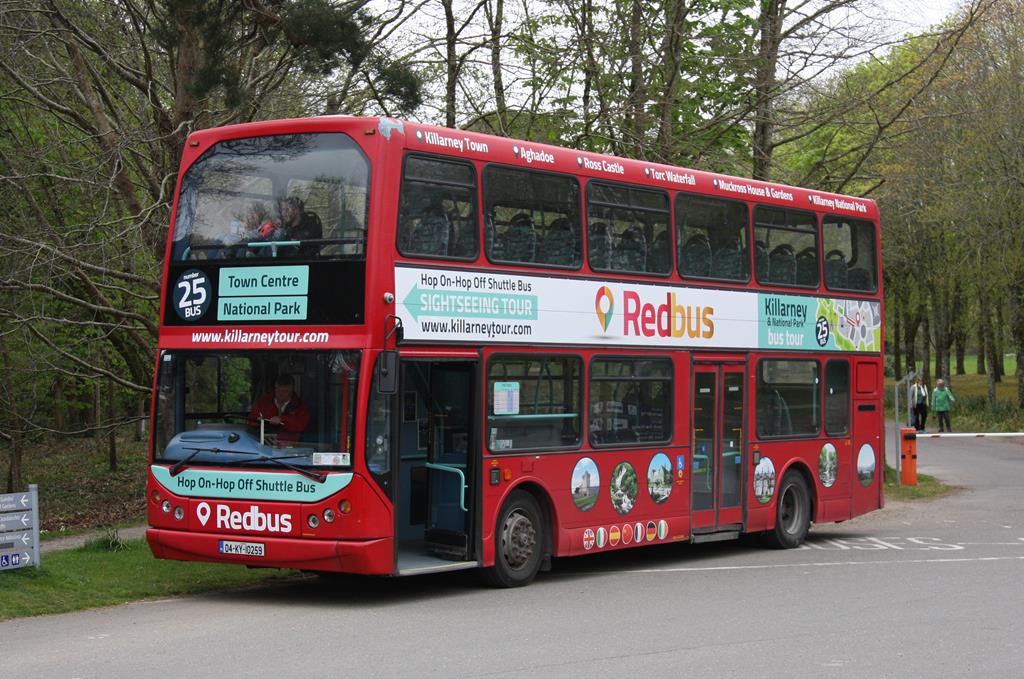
(932, 379, 956, 432)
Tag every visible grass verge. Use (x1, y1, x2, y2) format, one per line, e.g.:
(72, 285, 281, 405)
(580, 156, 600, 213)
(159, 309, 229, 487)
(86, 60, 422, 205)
(0, 537, 295, 622)
(884, 464, 956, 501)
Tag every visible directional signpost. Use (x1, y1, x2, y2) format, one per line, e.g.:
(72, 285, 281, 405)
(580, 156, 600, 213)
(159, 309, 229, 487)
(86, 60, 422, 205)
(0, 485, 40, 571)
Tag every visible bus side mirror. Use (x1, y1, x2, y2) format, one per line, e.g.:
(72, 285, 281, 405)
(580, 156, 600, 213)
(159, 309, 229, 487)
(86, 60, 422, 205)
(376, 350, 399, 395)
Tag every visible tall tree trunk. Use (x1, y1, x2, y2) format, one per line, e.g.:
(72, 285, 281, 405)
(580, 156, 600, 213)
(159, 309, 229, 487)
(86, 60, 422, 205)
(93, 380, 102, 453)
(892, 298, 903, 378)
(904, 311, 919, 375)
(1010, 283, 1024, 409)
(979, 289, 996, 405)
(752, 0, 785, 180)
(486, 0, 507, 135)
(1, 338, 22, 492)
(107, 379, 117, 472)
(995, 302, 1005, 381)
(54, 375, 66, 431)
(136, 397, 146, 442)
(655, 0, 691, 151)
(922, 315, 931, 386)
(443, 0, 458, 128)
(625, 0, 647, 158)
(976, 291, 987, 375)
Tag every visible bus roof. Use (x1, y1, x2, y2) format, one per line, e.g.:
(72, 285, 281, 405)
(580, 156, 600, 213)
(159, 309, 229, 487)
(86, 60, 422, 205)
(185, 116, 879, 221)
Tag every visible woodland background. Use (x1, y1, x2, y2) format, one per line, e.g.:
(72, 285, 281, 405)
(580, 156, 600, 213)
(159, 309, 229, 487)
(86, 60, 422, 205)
(2, 0, 1022, 491)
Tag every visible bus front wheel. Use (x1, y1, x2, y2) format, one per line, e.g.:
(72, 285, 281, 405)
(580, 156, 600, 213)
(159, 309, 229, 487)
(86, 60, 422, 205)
(766, 472, 811, 549)
(482, 490, 544, 588)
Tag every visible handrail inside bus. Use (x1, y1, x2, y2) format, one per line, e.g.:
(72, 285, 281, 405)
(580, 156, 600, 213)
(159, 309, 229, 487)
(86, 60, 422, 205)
(424, 463, 467, 512)
(487, 413, 579, 420)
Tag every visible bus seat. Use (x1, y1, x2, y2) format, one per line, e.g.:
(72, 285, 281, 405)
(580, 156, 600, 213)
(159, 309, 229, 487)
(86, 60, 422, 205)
(848, 267, 873, 291)
(711, 239, 743, 280)
(768, 244, 796, 284)
(501, 213, 537, 262)
(647, 230, 671, 273)
(407, 208, 452, 256)
(614, 225, 647, 272)
(588, 222, 613, 270)
(681, 233, 712, 277)
(795, 246, 817, 286)
(754, 240, 769, 282)
(542, 217, 577, 266)
(824, 249, 848, 288)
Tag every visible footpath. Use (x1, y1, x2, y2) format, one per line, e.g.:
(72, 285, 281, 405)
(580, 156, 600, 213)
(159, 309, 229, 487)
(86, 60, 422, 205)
(41, 524, 148, 553)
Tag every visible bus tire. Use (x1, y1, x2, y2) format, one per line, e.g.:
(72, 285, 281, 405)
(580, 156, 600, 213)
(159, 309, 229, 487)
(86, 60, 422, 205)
(765, 472, 811, 549)
(481, 490, 544, 588)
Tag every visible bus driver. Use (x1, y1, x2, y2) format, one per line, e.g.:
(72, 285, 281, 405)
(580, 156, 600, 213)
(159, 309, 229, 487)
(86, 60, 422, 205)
(248, 374, 311, 446)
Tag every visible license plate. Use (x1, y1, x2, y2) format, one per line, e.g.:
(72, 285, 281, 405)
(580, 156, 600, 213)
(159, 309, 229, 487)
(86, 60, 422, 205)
(219, 540, 265, 557)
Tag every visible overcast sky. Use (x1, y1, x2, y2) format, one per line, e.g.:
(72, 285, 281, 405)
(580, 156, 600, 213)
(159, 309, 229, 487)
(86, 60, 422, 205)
(878, 0, 965, 33)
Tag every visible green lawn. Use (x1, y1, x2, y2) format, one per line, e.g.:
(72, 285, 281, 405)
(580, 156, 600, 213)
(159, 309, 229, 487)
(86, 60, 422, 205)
(0, 538, 294, 621)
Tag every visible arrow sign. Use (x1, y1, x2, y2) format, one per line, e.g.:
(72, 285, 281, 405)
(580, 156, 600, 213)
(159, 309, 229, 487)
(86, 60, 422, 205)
(0, 492, 32, 512)
(0, 512, 32, 533)
(0, 531, 33, 550)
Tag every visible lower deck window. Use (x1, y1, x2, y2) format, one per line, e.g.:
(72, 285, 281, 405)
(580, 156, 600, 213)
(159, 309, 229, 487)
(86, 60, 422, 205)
(487, 355, 581, 451)
(589, 358, 672, 445)
(756, 359, 819, 437)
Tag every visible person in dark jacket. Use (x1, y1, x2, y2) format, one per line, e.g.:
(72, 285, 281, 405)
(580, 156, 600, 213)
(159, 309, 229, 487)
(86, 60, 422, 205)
(911, 375, 929, 431)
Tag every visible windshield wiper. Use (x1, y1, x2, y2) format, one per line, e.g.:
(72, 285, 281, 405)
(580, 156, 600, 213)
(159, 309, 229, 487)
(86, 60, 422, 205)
(168, 446, 326, 483)
(170, 446, 219, 477)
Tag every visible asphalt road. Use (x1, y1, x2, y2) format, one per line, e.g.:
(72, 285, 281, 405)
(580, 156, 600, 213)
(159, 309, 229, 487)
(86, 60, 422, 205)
(3, 424, 1023, 678)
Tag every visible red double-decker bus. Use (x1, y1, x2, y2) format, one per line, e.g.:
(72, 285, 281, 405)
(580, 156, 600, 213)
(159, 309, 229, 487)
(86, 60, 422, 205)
(148, 116, 884, 586)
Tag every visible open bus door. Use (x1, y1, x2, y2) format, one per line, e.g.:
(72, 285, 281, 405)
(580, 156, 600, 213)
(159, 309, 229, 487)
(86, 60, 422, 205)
(394, 358, 478, 574)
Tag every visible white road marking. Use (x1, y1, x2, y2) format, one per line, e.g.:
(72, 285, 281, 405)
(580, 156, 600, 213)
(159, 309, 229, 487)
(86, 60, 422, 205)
(624, 555, 1024, 575)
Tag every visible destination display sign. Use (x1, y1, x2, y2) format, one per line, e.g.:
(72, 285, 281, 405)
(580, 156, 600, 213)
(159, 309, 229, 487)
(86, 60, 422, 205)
(0, 485, 40, 571)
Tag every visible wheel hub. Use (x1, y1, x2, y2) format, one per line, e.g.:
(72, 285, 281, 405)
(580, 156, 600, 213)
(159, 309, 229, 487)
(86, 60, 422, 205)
(502, 510, 536, 569)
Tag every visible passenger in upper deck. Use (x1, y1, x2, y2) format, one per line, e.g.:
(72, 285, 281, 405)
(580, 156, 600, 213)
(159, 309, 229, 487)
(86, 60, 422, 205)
(278, 196, 323, 257)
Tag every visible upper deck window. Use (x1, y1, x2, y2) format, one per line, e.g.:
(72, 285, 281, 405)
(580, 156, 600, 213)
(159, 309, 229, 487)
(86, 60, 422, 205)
(676, 193, 749, 281)
(754, 206, 818, 288)
(587, 182, 671, 276)
(171, 133, 369, 262)
(398, 155, 477, 259)
(483, 166, 582, 268)
(822, 216, 877, 292)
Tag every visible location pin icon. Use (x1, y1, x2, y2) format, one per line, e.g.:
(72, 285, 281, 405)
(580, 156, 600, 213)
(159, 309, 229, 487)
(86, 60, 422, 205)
(196, 502, 211, 526)
(594, 286, 614, 332)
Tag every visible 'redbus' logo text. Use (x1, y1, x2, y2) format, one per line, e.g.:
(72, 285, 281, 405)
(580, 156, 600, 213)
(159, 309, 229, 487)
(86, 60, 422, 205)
(623, 291, 715, 339)
(196, 501, 293, 533)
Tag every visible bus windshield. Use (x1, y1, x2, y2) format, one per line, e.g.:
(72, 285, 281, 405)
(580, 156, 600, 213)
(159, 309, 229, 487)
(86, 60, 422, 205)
(170, 133, 369, 262)
(154, 350, 360, 470)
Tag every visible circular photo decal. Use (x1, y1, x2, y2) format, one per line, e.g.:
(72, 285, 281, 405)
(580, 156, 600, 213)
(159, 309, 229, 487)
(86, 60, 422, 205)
(610, 462, 638, 515)
(571, 457, 600, 512)
(819, 443, 838, 488)
(647, 453, 673, 504)
(754, 457, 776, 504)
(622, 523, 633, 545)
(857, 443, 876, 487)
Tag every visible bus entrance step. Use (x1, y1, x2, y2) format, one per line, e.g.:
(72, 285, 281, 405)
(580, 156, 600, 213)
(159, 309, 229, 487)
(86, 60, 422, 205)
(690, 531, 740, 544)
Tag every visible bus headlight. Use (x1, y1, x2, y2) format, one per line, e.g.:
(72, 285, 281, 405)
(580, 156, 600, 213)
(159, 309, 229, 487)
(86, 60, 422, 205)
(307, 514, 320, 529)
(161, 500, 172, 513)
(322, 508, 336, 523)
(338, 499, 352, 514)
(174, 506, 185, 521)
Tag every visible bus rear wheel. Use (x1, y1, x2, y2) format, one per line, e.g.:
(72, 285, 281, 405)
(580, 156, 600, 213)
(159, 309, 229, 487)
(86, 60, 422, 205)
(765, 472, 811, 549)
(481, 490, 544, 588)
